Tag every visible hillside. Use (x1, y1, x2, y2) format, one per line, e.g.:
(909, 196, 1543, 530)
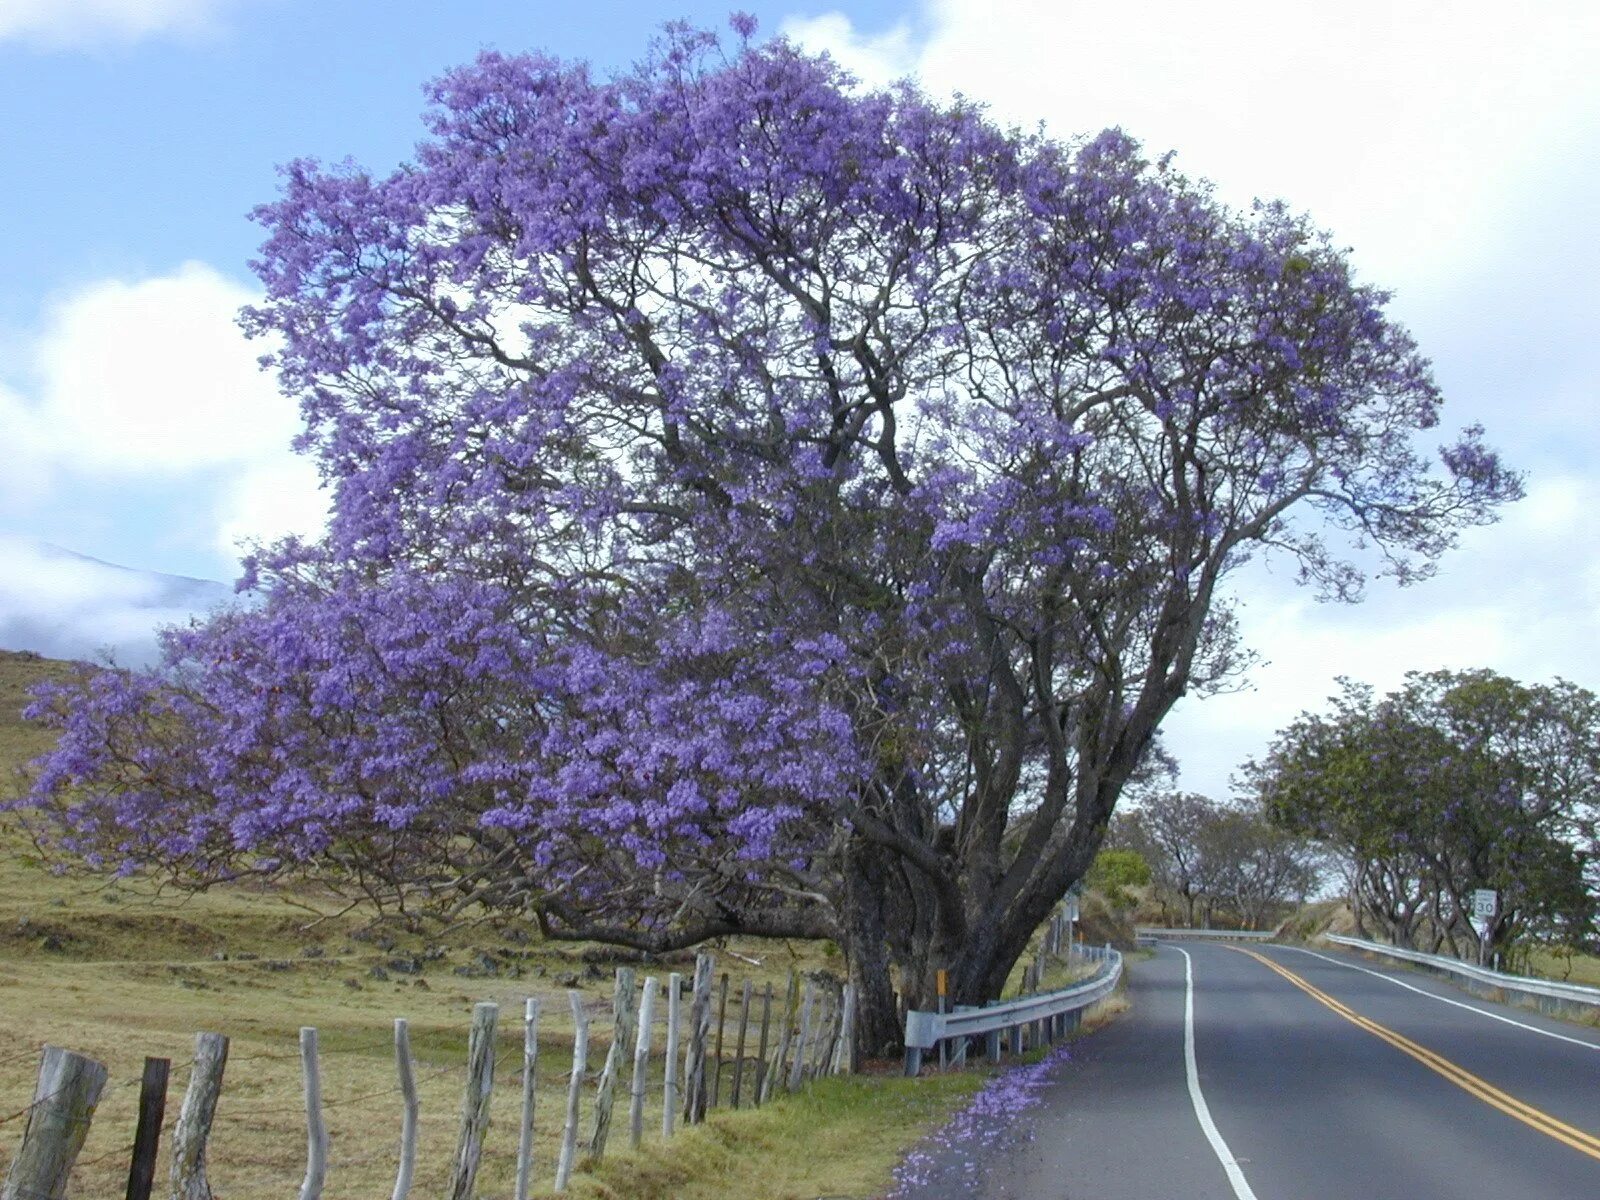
(0, 648, 74, 773)
(0, 534, 230, 665)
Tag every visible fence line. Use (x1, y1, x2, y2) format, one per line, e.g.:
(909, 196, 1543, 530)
(4, 923, 1098, 1197)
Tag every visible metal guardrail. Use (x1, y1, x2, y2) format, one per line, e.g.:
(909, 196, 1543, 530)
(1134, 926, 1276, 941)
(901, 944, 1122, 1074)
(1322, 933, 1600, 1014)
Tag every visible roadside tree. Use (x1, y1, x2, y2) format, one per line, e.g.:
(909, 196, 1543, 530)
(18, 20, 1516, 1051)
(1251, 671, 1598, 961)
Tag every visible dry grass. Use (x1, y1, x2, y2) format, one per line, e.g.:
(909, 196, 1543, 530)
(0, 869, 868, 1199)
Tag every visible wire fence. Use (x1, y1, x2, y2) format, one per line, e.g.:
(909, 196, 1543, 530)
(0, 951, 856, 1199)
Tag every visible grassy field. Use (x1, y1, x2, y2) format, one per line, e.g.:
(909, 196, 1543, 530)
(0, 650, 1103, 1198)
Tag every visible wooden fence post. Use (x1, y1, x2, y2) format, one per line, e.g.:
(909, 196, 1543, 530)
(446, 1002, 499, 1200)
(814, 988, 841, 1079)
(804, 988, 830, 1082)
(124, 1056, 170, 1200)
(787, 982, 815, 1092)
(683, 953, 714, 1124)
(765, 971, 798, 1103)
(729, 980, 753, 1107)
(554, 991, 588, 1193)
(298, 1028, 328, 1200)
(514, 998, 541, 1200)
(662, 973, 682, 1138)
(710, 973, 730, 1108)
(832, 985, 857, 1075)
(628, 976, 658, 1150)
(588, 966, 637, 1159)
(391, 1020, 419, 1200)
(1, 1046, 108, 1200)
(169, 1031, 228, 1200)
(752, 983, 774, 1105)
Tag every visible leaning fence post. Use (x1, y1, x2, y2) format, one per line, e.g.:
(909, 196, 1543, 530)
(805, 988, 833, 1081)
(124, 1056, 170, 1200)
(710, 972, 730, 1108)
(392, 1020, 419, 1200)
(589, 966, 637, 1159)
(298, 1028, 328, 1200)
(752, 983, 774, 1105)
(662, 973, 682, 1138)
(787, 982, 815, 1092)
(629, 976, 659, 1150)
(447, 1002, 499, 1200)
(816, 988, 842, 1078)
(832, 984, 857, 1075)
(729, 979, 753, 1106)
(514, 998, 541, 1200)
(683, 952, 714, 1124)
(765, 971, 799, 1102)
(2, 1045, 108, 1200)
(169, 1031, 228, 1200)
(555, 991, 589, 1192)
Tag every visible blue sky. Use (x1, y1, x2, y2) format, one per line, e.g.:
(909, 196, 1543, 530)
(3, 0, 1598, 796)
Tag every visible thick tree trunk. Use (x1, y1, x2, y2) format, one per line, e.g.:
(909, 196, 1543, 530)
(838, 843, 906, 1059)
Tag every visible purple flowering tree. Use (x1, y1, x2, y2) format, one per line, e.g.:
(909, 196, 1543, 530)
(20, 21, 1519, 1052)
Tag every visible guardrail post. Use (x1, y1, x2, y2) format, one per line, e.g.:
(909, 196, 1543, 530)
(902, 1044, 923, 1077)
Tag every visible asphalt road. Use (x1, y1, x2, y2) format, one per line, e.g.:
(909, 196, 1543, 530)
(903, 941, 1600, 1199)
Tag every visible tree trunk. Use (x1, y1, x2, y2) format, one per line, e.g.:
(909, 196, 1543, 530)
(839, 843, 904, 1059)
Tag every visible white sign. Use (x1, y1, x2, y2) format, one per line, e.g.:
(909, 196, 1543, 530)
(1065, 895, 1079, 924)
(1472, 889, 1498, 919)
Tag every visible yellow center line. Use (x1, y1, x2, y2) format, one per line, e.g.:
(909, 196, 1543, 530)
(1229, 946, 1600, 1163)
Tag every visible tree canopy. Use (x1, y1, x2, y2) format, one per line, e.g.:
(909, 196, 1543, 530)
(16, 19, 1517, 1052)
(1249, 670, 1598, 961)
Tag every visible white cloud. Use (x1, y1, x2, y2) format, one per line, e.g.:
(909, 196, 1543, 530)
(1164, 474, 1600, 795)
(0, 0, 245, 47)
(213, 453, 327, 563)
(21, 263, 297, 472)
(785, 2, 1600, 293)
(780, 12, 918, 88)
(1, 262, 326, 571)
(0, 533, 228, 665)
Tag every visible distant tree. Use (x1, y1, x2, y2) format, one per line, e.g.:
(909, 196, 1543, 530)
(1201, 805, 1322, 929)
(1251, 671, 1599, 960)
(16, 19, 1516, 1052)
(1087, 847, 1152, 912)
(1125, 792, 1218, 926)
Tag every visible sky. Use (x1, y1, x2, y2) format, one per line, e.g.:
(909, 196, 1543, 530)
(2, 0, 1597, 798)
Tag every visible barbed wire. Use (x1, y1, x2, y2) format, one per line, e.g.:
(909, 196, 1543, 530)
(0, 1045, 47, 1069)
(74, 1137, 137, 1168)
(0, 1072, 141, 1129)
(213, 1043, 513, 1119)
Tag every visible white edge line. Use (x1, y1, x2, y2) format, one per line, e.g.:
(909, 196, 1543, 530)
(1284, 945, 1600, 1053)
(1175, 945, 1262, 1200)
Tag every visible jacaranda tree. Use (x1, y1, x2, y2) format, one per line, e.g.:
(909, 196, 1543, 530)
(18, 19, 1519, 1052)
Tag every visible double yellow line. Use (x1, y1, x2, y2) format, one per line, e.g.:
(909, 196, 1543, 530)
(1234, 947, 1600, 1163)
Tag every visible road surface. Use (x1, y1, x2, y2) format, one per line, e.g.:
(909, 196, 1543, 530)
(903, 941, 1600, 1199)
